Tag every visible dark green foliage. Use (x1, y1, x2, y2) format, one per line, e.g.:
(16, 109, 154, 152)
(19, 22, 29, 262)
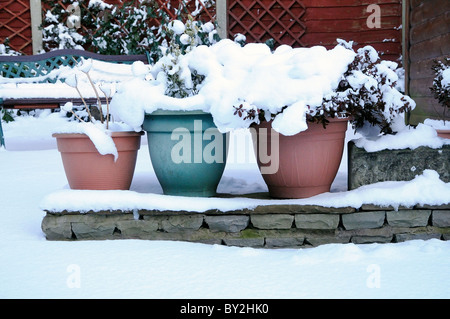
(41, 0, 218, 64)
(1, 109, 14, 123)
(430, 57, 450, 120)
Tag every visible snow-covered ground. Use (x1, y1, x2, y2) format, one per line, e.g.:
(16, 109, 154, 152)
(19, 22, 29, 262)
(1, 113, 450, 299)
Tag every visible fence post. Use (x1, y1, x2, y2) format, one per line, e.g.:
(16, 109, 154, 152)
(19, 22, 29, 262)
(30, 0, 43, 54)
(216, 0, 228, 39)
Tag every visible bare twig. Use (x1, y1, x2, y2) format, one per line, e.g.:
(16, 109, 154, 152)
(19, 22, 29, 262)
(74, 86, 93, 121)
(85, 72, 104, 123)
(70, 110, 86, 123)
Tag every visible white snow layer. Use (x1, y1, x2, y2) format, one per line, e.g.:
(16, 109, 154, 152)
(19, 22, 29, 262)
(40, 169, 450, 213)
(355, 123, 450, 152)
(110, 40, 357, 135)
(54, 122, 119, 160)
(424, 118, 450, 131)
(0, 59, 138, 99)
(1, 112, 450, 298)
(1, 40, 413, 139)
(1, 42, 450, 299)
(442, 68, 450, 87)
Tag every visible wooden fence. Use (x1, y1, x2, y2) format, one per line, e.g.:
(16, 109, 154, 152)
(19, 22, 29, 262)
(406, 0, 450, 124)
(0, 0, 32, 54)
(228, 0, 403, 61)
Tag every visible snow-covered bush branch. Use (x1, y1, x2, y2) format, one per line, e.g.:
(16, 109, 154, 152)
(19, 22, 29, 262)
(41, 0, 86, 51)
(430, 57, 450, 121)
(234, 41, 415, 136)
(111, 39, 415, 138)
(41, 0, 218, 64)
(0, 40, 22, 56)
(60, 58, 114, 127)
(153, 16, 219, 98)
(313, 43, 415, 135)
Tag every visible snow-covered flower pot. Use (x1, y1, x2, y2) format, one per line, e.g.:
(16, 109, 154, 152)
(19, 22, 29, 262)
(424, 119, 450, 139)
(110, 38, 415, 198)
(143, 110, 228, 197)
(437, 130, 450, 139)
(52, 58, 146, 190)
(130, 19, 228, 196)
(252, 118, 348, 199)
(232, 42, 414, 198)
(53, 131, 143, 190)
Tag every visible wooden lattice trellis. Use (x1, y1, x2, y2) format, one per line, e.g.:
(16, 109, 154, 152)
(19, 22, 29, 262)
(228, 0, 307, 47)
(0, 0, 32, 54)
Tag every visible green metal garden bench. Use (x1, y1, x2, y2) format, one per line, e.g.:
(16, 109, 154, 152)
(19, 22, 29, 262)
(0, 49, 151, 147)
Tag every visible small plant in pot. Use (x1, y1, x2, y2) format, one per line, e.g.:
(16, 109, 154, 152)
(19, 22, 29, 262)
(141, 17, 228, 197)
(427, 57, 450, 138)
(53, 58, 144, 190)
(235, 41, 415, 198)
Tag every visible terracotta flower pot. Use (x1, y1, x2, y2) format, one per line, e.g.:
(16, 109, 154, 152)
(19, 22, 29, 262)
(252, 118, 348, 199)
(53, 131, 143, 190)
(436, 129, 450, 139)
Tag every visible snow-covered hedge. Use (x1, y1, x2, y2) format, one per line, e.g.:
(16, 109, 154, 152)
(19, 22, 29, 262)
(430, 57, 450, 120)
(41, 0, 218, 64)
(0, 40, 21, 56)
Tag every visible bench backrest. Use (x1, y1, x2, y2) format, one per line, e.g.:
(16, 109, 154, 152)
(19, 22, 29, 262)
(0, 49, 151, 83)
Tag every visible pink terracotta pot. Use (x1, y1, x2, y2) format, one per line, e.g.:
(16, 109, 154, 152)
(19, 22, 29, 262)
(53, 131, 143, 190)
(252, 118, 348, 199)
(436, 129, 450, 139)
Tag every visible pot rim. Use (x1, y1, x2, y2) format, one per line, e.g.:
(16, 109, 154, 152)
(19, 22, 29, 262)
(145, 109, 208, 116)
(52, 131, 144, 138)
(251, 116, 350, 128)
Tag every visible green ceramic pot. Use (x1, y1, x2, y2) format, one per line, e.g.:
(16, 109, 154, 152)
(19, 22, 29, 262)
(143, 110, 228, 197)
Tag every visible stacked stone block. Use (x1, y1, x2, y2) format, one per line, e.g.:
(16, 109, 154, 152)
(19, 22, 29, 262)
(42, 203, 450, 248)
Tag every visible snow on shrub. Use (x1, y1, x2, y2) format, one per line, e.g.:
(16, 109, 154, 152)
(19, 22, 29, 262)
(41, 1, 86, 51)
(0, 40, 20, 122)
(0, 40, 21, 56)
(232, 41, 415, 136)
(312, 43, 415, 135)
(53, 57, 145, 158)
(111, 38, 414, 137)
(41, 0, 218, 64)
(153, 16, 218, 98)
(430, 57, 450, 122)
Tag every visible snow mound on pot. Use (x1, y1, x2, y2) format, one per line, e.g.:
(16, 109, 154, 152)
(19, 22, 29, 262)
(53, 121, 134, 160)
(110, 40, 356, 135)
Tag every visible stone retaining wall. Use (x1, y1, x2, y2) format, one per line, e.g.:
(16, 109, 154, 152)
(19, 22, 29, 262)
(42, 201, 450, 248)
(348, 142, 450, 190)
